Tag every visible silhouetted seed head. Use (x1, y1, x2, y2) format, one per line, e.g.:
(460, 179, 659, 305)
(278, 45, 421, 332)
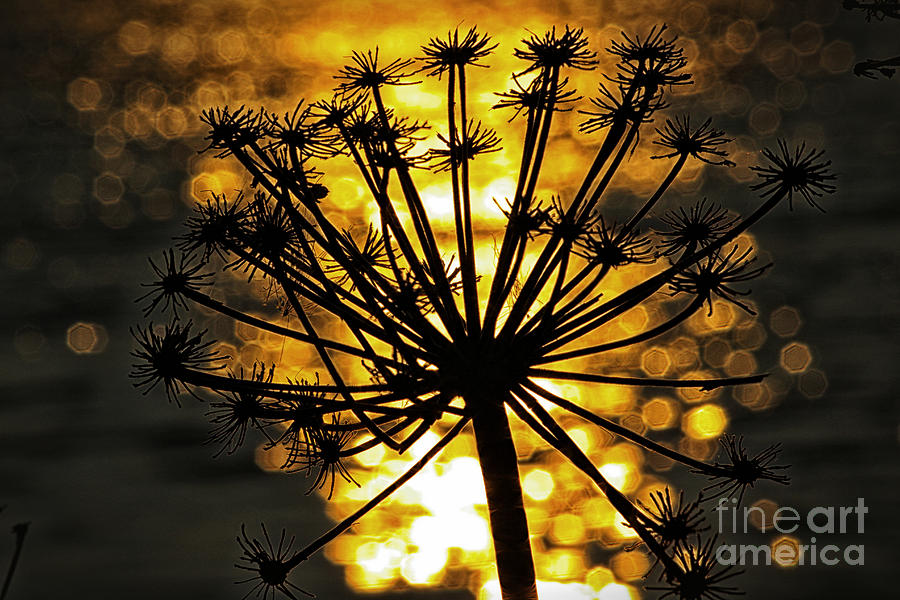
(342, 104, 381, 145)
(263, 102, 341, 160)
(638, 489, 709, 549)
(344, 105, 430, 169)
(239, 196, 301, 266)
(335, 49, 418, 95)
(669, 246, 772, 316)
(236, 524, 312, 600)
(579, 83, 664, 134)
(419, 27, 497, 77)
(270, 378, 328, 468)
(493, 75, 581, 121)
(266, 150, 329, 200)
(701, 435, 790, 503)
(652, 116, 735, 166)
(130, 321, 225, 403)
(137, 249, 212, 318)
(495, 198, 551, 239)
(325, 224, 391, 287)
(575, 218, 655, 269)
(514, 26, 598, 74)
(609, 24, 681, 65)
(540, 196, 597, 242)
(200, 105, 269, 159)
(649, 535, 742, 600)
(608, 25, 692, 92)
(177, 193, 246, 261)
(429, 120, 501, 172)
(750, 140, 836, 210)
(283, 414, 359, 500)
(655, 199, 740, 257)
(312, 93, 365, 132)
(206, 363, 276, 457)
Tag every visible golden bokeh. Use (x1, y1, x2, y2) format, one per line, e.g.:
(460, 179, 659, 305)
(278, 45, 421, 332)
(771, 535, 802, 568)
(65, 321, 109, 355)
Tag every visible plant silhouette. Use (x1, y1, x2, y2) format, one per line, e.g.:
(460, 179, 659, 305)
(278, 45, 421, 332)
(132, 25, 835, 600)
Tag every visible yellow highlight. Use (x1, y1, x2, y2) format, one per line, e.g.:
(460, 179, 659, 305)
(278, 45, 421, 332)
(580, 496, 616, 528)
(401, 547, 449, 584)
(585, 566, 615, 591)
(523, 469, 555, 501)
(599, 463, 628, 491)
(550, 514, 586, 546)
(598, 582, 638, 600)
(684, 404, 728, 440)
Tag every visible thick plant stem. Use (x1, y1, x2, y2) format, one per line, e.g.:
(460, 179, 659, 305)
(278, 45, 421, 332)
(471, 401, 538, 600)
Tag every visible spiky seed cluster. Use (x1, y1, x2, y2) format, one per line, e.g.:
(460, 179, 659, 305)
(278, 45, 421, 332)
(579, 83, 664, 134)
(206, 363, 276, 456)
(131, 24, 833, 600)
(653, 116, 735, 166)
(493, 75, 580, 121)
(496, 197, 551, 239)
(656, 200, 740, 257)
(429, 120, 501, 172)
(325, 225, 391, 287)
(702, 435, 791, 503)
(575, 218, 654, 269)
(200, 106, 270, 158)
(419, 27, 497, 76)
(750, 139, 837, 210)
(236, 524, 312, 600)
(607, 24, 692, 92)
(669, 246, 772, 315)
(137, 249, 212, 318)
(639, 489, 709, 549)
(513, 26, 597, 74)
(264, 102, 341, 161)
(649, 536, 742, 600)
(284, 415, 359, 499)
(177, 194, 245, 260)
(130, 321, 224, 403)
(342, 104, 430, 169)
(335, 49, 418, 95)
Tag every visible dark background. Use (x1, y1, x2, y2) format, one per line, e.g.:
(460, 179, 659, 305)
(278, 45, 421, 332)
(1, 0, 898, 598)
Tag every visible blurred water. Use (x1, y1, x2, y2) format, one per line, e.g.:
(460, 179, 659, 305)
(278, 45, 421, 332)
(2, 1, 899, 598)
